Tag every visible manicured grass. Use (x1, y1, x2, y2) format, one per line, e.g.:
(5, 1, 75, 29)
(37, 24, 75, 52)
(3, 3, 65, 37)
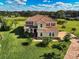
(0, 32, 53, 59)
(0, 32, 70, 59)
(5, 17, 27, 21)
(58, 20, 79, 36)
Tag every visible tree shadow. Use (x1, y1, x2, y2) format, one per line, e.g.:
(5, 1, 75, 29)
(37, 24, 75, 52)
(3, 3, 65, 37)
(10, 26, 26, 38)
(52, 44, 62, 51)
(40, 52, 61, 59)
(40, 53, 53, 59)
(21, 42, 29, 46)
(0, 26, 10, 31)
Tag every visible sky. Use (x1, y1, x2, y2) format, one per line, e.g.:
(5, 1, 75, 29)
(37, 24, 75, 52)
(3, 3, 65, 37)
(0, 0, 79, 11)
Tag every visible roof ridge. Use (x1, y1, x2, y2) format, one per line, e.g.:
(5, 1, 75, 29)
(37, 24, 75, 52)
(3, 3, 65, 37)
(35, 15, 46, 23)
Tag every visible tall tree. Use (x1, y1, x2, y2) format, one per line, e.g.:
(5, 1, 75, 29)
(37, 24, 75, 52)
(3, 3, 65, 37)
(55, 10, 65, 19)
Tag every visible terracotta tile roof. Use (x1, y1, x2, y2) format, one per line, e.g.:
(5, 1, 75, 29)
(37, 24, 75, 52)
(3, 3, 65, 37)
(26, 15, 55, 24)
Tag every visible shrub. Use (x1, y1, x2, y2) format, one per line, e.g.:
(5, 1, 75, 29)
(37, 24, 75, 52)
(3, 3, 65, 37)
(63, 33, 71, 42)
(61, 25, 66, 29)
(71, 28, 76, 31)
(52, 42, 67, 51)
(36, 37, 52, 47)
(57, 20, 66, 25)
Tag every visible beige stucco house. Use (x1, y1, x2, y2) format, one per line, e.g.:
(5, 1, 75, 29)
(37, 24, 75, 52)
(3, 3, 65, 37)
(24, 15, 58, 38)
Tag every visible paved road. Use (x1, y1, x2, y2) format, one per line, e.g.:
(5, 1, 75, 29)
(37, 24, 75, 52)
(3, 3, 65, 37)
(64, 39, 79, 59)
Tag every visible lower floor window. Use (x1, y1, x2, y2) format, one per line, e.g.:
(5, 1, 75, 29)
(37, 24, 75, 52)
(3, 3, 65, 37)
(49, 32, 51, 36)
(40, 33, 42, 36)
(52, 33, 54, 36)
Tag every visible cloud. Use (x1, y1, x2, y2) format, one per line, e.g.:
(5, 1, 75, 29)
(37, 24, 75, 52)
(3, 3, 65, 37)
(43, 0, 51, 2)
(6, 0, 27, 5)
(7, 0, 13, 4)
(54, 2, 64, 6)
(0, 2, 4, 5)
(23, 0, 27, 2)
(1, 1, 79, 11)
(38, 4, 53, 8)
(14, 0, 26, 5)
(28, 2, 79, 11)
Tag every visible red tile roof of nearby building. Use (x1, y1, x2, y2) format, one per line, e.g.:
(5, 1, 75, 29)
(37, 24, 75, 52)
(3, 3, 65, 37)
(26, 14, 56, 24)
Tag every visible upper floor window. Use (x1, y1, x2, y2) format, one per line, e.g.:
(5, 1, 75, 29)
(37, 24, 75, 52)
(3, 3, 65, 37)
(51, 23, 55, 26)
(40, 24, 42, 27)
(46, 23, 50, 26)
(46, 23, 55, 26)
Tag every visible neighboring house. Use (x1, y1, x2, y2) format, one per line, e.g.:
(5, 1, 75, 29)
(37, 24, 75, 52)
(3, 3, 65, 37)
(24, 15, 58, 38)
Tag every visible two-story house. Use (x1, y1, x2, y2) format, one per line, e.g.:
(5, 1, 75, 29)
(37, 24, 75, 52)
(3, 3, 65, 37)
(24, 15, 58, 38)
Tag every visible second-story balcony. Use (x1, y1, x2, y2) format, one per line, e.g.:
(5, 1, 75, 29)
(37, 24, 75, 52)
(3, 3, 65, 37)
(25, 24, 38, 28)
(25, 21, 38, 28)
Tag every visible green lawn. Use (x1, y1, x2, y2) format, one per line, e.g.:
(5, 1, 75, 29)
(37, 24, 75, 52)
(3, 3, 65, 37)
(4, 17, 27, 21)
(0, 32, 69, 59)
(0, 18, 71, 59)
(0, 32, 52, 59)
(58, 20, 79, 36)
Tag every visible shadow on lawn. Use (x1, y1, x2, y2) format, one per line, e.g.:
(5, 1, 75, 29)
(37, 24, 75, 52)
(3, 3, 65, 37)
(10, 26, 27, 38)
(40, 53, 53, 59)
(21, 42, 29, 46)
(40, 52, 61, 59)
(0, 26, 10, 32)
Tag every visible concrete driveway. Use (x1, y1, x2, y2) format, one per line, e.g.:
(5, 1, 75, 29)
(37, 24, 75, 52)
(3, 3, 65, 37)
(64, 39, 79, 59)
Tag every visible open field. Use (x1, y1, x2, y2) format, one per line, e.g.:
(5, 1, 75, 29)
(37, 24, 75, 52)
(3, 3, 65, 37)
(57, 19, 79, 36)
(4, 17, 27, 21)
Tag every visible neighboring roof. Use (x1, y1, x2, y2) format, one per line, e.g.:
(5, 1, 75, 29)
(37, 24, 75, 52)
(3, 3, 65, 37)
(26, 15, 56, 24)
(38, 27, 58, 32)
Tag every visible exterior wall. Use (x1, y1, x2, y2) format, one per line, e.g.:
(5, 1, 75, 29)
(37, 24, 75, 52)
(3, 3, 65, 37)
(24, 26, 30, 32)
(37, 30, 58, 37)
(54, 30, 58, 37)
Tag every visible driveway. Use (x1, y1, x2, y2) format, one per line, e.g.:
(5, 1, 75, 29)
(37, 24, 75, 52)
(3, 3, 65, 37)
(64, 39, 79, 59)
